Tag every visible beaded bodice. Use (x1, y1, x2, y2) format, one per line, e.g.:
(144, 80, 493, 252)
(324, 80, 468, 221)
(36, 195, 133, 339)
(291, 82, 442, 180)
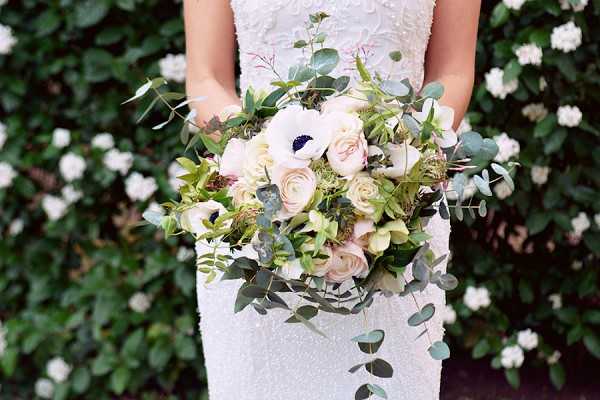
(230, 0, 436, 92)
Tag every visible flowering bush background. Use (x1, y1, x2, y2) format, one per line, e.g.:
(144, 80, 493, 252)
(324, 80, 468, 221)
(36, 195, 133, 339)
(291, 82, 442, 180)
(0, 0, 598, 398)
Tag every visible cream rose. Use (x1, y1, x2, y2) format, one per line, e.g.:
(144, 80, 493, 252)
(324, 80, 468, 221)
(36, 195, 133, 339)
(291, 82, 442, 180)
(320, 89, 369, 114)
(180, 200, 229, 236)
(219, 138, 246, 178)
(272, 165, 317, 219)
(243, 133, 274, 186)
(325, 242, 369, 283)
(347, 173, 380, 216)
(228, 178, 257, 207)
(326, 112, 368, 177)
(352, 219, 376, 249)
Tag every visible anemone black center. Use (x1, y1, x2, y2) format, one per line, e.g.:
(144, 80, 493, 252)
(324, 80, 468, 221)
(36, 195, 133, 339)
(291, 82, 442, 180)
(292, 135, 314, 152)
(208, 211, 219, 224)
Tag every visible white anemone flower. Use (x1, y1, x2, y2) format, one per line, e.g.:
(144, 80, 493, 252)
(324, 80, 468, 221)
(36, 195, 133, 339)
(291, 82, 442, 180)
(180, 200, 229, 236)
(413, 98, 457, 148)
(376, 143, 421, 179)
(265, 105, 333, 168)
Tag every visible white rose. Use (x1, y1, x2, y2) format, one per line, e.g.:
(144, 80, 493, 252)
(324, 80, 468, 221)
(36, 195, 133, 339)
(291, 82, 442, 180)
(59, 153, 86, 182)
(47, 357, 72, 383)
(228, 178, 257, 207)
(35, 378, 55, 399)
(129, 292, 152, 313)
(180, 200, 229, 236)
(501, 345, 524, 369)
(320, 89, 369, 114)
(51, 128, 70, 148)
(91, 132, 114, 150)
(243, 133, 274, 186)
(325, 242, 369, 283)
(265, 105, 333, 168)
(346, 173, 380, 216)
(219, 138, 247, 178)
(375, 143, 421, 179)
(0, 161, 17, 189)
(326, 112, 368, 177)
(272, 165, 317, 219)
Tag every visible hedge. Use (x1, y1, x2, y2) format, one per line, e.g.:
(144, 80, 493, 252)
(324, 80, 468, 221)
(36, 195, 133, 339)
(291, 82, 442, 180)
(0, 0, 598, 398)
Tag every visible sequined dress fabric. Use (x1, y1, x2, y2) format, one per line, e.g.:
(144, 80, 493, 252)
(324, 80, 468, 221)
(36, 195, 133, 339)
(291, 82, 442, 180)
(197, 1, 449, 399)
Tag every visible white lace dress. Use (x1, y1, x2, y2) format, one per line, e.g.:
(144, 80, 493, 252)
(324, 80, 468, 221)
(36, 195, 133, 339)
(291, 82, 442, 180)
(197, 1, 449, 399)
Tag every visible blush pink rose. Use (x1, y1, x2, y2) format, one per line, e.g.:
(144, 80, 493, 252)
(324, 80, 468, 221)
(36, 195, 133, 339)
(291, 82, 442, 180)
(326, 112, 368, 177)
(272, 165, 317, 219)
(219, 138, 247, 178)
(325, 242, 369, 283)
(352, 219, 376, 250)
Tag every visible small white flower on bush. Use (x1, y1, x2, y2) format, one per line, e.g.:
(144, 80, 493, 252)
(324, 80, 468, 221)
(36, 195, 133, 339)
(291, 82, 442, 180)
(125, 172, 158, 202)
(0, 0, 7, 7)
(103, 149, 134, 175)
(571, 212, 590, 236)
(463, 286, 491, 311)
(493, 132, 520, 163)
(551, 21, 582, 53)
(0, 24, 17, 55)
(46, 357, 72, 383)
(0, 320, 7, 356)
(539, 77, 547, 91)
(0, 121, 7, 149)
(168, 161, 187, 191)
(51, 128, 70, 148)
(8, 218, 24, 236)
(159, 53, 186, 83)
(59, 153, 86, 182)
(548, 293, 562, 310)
(559, 0, 588, 11)
(176, 247, 195, 262)
(61, 185, 83, 205)
(0, 161, 17, 189)
(595, 213, 600, 227)
(557, 105, 582, 127)
(501, 345, 525, 369)
(485, 67, 519, 99)
(571, 260, 583, 270)
(91, 132, 114, 150)
(494, 181, 513, 200)
(503, 0, 527, 10)
(522, 103, 548, 122)
(530, 165, 550, 185)
(515, 43, 542, 66)
(42, 195, 68, 221)
(34, 378, 54, 399)
(517, 329, 539, 350)
(442, 304, 457, 325)
(129, 292, 152, 313)
(547, 350, 561, 365)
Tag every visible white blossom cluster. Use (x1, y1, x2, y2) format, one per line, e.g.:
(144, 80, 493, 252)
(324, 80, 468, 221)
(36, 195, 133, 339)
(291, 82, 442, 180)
(485, 67, 518, 99)
(493, 132, 520, 163)
(548, 293, 562, 310)
(103, 149, 134, 175)
(91, 132, 115, 150)
(159, 53, 186, 83)
(176, 246, 195, 262)
(503, 0, 527, 10)
(557, 105, 582, 127)
(34, 357, 73, 399)
(35, 378, 54, 399)
(129, 292, 152, 313)
(559, 0, 588, 11)
(551, 22, 582, 53)
(42, 195, 69, 221)
(0, 161, 17, 189)
(0, 121, 6, 149)
(52, 128, 71, 148)
(494, 181, 513, 200)
(547, 350, 561, 365)
(500, 329, 540, 369)
(521, 103, 548, 122)
(517, 329, 539, 350)
(0, 24, 17, 55)
(8, 218, 24, 236)
(515, 43, 542, 66)
(571, 212, 590, 236)
(125, 172, 158, 202)
(595, 213, 600, 228)
(530, 165, 550, 185)
(59, 153, 86, 182)
(0, 320, 6, 357)
(442, 304, 457, 325)
(463, 286, 491, 311)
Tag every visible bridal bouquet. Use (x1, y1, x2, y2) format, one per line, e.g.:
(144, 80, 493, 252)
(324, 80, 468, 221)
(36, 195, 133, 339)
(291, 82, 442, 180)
(128, 12, 516, 399)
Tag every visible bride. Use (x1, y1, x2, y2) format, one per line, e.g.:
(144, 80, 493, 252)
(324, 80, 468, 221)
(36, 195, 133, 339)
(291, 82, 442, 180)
(184, 1, 480, 398)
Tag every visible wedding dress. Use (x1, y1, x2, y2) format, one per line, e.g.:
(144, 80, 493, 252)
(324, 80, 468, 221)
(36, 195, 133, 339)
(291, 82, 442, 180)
(197, 1, 449, 399)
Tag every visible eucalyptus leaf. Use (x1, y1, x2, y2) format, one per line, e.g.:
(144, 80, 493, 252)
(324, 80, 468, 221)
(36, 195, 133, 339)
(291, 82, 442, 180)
(311, 48, 339, 75)
(428, 341, 451, 360)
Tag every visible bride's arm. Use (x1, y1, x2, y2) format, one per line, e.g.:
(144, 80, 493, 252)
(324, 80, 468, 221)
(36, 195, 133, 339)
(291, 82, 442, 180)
(184, 0, 240, 125)
(423, 0, 481, 129)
